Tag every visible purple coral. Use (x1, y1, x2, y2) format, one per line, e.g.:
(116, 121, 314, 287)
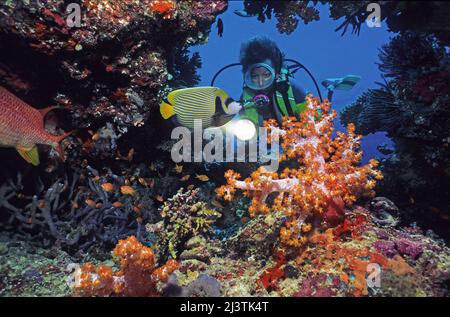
(373, 240, 397, 258)
(395, 239, 423, 260)
(294, 273, 337, 297)
(376, 229, 390, 240)
(373, 238, 424, 260)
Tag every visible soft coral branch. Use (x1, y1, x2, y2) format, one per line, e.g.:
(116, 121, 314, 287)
(217, 95, 383, 248)
(73, 236, 179, 296)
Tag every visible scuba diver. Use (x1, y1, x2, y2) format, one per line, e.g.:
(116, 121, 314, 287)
(159, 35, 361, 170)
(160, 36, 311, 137)
(160, 35, 361, 140)
(236, 35, 308, 127)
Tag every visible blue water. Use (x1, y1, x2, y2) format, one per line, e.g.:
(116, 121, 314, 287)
(192, 1, 396, 163)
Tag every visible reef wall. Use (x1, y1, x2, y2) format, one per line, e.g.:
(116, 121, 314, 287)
(0, 0, 227, 252)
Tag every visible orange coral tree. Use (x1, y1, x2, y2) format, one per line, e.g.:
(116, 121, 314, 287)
(216, 95, 383, 248)
(73, 236, 179, 296)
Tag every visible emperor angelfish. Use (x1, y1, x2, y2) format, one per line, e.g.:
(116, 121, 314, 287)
(160, 87, 242, 129)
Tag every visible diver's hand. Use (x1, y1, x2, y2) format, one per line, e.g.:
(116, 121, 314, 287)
(227, 101, 242, 115)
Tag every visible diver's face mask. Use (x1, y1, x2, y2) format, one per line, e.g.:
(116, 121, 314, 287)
(244, 63, 275, 91)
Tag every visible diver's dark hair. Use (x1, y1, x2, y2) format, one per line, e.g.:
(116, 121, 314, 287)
(239, 35, 284, 74)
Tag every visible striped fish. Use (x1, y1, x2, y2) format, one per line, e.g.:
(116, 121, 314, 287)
(160, 87, 240, 129)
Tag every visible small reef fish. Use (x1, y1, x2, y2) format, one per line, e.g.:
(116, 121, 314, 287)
(112, 201, 123, 208)
(160, 86, 242, 129)
(120, 185, 135, 196)
(217, 18, 224, 37)
(101, 182, 114, 192)
(180, 174, 190, 181)
(195, 174, 209, 182)
(0, 87, 70, 165)
(174, 164, 183, 174)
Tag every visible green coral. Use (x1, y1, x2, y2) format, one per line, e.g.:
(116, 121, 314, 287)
(0, 238, 74, 297)
(146, 188, 221, 261)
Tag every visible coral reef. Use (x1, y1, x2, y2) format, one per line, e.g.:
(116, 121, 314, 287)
(178, 235, 223, 265)
(73, 236, 179, 296)
(163, 273, 222, 297)
(0, 163, 169, 254)
(0, 0, 227, 163)
(217, 95, 382, 248)
(340, 32, 450, 237)
(0, 0, 228, 256)
(225, 213, 282, 261)
(0, 234, 73, 297)
(169, 204, 450, 297)
(146, 187, 221, 261)
(1, 0, 450, 300)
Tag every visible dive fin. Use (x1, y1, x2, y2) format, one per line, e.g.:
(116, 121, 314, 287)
(335, 75, 361, 91)
(160, 102, 175, 119)
(343, 75, 361, 83)
(17, 145, 40, 166)
(322, 75, 361, 91)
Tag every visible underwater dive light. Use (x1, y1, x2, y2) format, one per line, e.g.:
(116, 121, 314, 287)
(228, 118, 256, 141)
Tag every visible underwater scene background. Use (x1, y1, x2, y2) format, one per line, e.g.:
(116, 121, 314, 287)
(0, 0, 449, 298)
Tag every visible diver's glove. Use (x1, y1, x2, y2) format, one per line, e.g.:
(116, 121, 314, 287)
(227, 101, 242, 115)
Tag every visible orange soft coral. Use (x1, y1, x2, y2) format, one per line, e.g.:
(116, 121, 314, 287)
(73, 236, 179, 297)
(149, 0, 176, 19)
(217, 95, 383, 248)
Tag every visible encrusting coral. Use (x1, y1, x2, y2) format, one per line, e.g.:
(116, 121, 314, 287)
(146, 187, 221, 260)
(217, 95, 383, 248)
(73, 236, 179, 296)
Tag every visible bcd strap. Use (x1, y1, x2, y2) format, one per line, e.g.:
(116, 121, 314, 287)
(275, 69, 299, 117)
(241, 88, 261, 126)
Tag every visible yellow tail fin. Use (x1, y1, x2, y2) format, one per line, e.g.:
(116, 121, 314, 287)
(17, 145, 40, 166)
(160, 102, 175, 119)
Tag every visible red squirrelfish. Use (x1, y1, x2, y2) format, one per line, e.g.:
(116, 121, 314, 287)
(0, 86, 70, 166)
